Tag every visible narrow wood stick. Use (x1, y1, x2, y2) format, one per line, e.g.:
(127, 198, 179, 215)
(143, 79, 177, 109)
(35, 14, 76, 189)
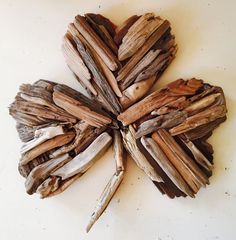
(113, 130, 125, 172)
(86, 170, 124, 232)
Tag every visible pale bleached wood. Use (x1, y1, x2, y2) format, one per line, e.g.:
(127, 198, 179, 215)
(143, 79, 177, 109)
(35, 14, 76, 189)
(37, 176, 60, 199)
(21, 125, 64, 154)
(141, 137, 194, 197)
(25, 153, 72, 194)
(62, 35, 97, 96)
(86, 170, 124, 232)
(49, 121, 93, 158)
(120, 76, 156, 109)
(52, 132, 112, 180)
(46, 174, 82, 198)
(121, 125, 163, 182)
(20, 132, 75, 165)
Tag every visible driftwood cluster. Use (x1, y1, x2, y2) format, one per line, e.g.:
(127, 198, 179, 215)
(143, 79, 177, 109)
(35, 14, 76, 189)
(9, 12, 227, 232)
(63, 13, 177, 111)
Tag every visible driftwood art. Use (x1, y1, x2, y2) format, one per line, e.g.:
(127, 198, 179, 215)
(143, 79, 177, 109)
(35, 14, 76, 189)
(9, 13, 227, 232)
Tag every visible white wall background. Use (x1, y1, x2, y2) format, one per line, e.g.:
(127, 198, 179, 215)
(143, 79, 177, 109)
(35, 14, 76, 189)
(0, 0, 235, 239)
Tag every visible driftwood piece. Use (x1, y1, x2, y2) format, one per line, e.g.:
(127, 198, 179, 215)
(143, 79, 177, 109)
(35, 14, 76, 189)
(119, 76, 156, 109)
(113, 130, 125, 172)
(119, 49, 161, 89)
(152, 129, 209, 193)
(114, 15, 140, 45)
(184, 116, 226, 141)
(18, 153, 50, 178)
(94, 50, 122, 97)
(52, 132, 112, 180)
(73, 35, 122, 115)
(20, 132, 75, 165)
(74, 125, 107, 154)
(169, 105, 227, 136)
(21, 125, 64, 154)
(53, 84, 112, 127)
(141, 137, 194, 197)
(135, 110, 188, 139)
(10, 99, 77, 124)
(151, 96, 187, 115)
(84, 13, 116, 37)
(117, 20, 170, 82)
(44, 174, 82, 198)
(121, 125, 163, 182)
(16, 123, 36, 142)
(49, 121, 93, 158)
(118, 79, 205, 126)
(25, 153, 72, 194)
(136, 138, 186, 198)
(86, 170, 124, 232)
(118, 13, 163, 61)
(62, 34, 97, 95)
(179, 135, 213, 172)
(118, 92, 178, 126)
(85, 13, 118, 54)
(74, 15, 119, 71)
(184, 93, 221, 114)
(37, 176, 61, 198)
(134, 52, 170, 83)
